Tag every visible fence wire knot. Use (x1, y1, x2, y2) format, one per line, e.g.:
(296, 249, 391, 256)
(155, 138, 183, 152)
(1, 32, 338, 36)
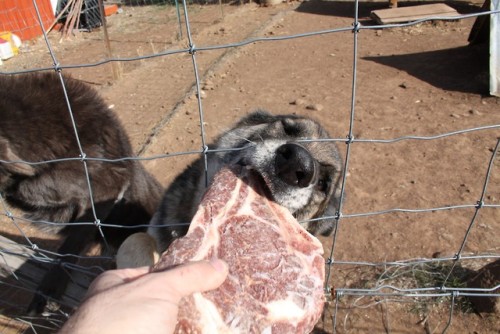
(52, 63, 62, 72)
(1, 4, 498, 333)
(189, 44, 197, 54)
(352, 21, 361, 33)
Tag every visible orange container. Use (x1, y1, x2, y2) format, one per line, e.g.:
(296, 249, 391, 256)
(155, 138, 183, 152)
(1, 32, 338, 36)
(0, 0, 55, 41)
(104, 4, 119, 17)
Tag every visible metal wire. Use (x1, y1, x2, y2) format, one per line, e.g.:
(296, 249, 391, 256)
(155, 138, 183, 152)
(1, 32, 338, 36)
(0, 1, 498, 333)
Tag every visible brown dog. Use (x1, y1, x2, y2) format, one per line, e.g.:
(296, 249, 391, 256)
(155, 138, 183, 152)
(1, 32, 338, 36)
(0, 72, 163, 314)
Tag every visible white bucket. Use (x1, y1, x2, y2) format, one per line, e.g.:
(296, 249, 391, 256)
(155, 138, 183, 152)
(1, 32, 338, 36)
(0, 38, 14, 60)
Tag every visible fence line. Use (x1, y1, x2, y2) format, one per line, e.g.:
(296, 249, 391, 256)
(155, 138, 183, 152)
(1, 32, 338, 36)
(0, 0, 499, 333)
(2, 8, 499, 75)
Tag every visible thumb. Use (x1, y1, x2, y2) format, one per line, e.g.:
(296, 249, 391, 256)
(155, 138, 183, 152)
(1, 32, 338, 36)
(156, 259, 228, 301)
(86, 266, 151, 299)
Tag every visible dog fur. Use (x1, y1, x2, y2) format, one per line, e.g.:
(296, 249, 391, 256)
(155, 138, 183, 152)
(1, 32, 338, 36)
(0, 72, 163, 313)
(118, 110, 343, 268)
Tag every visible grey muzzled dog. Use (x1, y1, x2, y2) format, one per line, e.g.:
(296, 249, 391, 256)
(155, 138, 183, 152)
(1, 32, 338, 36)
(117, 110, 343, 268)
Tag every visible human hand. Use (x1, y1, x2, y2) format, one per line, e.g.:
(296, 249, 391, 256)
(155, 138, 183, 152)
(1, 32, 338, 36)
(59, 259, 228, 334)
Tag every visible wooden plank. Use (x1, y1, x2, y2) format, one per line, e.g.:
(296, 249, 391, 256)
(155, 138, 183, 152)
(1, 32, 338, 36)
(370, 3, 460, 25)
(0, 314, 29, 334)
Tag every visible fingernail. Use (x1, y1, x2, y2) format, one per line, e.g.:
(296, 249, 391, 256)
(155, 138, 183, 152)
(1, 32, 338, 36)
(210, 258, 227, 273)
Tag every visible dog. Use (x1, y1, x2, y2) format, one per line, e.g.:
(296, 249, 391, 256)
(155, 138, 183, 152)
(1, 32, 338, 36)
(0, 72, 163, 314)
(117, 110, 343, 268)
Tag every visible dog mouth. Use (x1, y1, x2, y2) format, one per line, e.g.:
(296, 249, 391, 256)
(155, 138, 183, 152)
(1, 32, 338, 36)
(233, 157, 316, 226)
(234, 141, 318, 185)
(233, 141, 319, 208)
(234, 160, 275, 201)
(229, 164, 316, 234)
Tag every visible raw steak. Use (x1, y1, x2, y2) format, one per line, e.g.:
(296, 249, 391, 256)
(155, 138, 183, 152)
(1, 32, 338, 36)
(153, 166, 325, 334)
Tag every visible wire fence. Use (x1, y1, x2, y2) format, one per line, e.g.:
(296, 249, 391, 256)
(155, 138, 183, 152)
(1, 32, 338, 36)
(0, 0, 499, 333)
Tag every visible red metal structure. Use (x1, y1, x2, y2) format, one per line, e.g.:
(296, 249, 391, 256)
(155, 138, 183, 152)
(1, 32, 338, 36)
(0, 0, 54, 41)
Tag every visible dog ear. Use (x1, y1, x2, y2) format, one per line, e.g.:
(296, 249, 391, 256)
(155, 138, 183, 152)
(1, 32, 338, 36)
(0, 138, 36, 176)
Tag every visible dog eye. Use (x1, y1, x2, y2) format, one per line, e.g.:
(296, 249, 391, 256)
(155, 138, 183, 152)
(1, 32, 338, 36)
(317, 177, 331, 193)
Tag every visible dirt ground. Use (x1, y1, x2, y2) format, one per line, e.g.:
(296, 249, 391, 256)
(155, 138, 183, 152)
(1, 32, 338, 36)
(1, 0, 499, 333)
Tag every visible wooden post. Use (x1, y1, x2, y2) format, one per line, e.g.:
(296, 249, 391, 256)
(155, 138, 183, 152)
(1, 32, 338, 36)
(97, 0, 121, 80)
(491, 0, 499, 96)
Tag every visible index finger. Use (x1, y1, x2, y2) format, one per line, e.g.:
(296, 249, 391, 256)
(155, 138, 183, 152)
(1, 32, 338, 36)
(134, 259, 228, 303)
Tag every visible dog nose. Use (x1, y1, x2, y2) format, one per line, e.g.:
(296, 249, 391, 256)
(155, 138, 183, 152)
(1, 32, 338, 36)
(275, 143, 316, 188)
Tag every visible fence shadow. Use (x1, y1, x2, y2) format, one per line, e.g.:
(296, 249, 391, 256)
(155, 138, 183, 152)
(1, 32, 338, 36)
(363, 43, 490, 94)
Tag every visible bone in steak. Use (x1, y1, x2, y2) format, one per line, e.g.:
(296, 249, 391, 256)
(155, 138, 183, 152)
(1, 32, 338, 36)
(153, 166, 325, 334)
